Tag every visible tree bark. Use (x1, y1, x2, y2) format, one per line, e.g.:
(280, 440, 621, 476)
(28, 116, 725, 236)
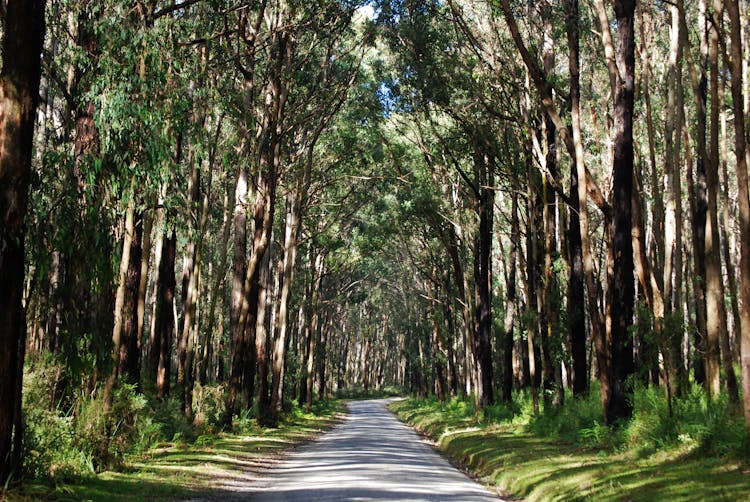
(679, 0, 709, 386)
(306, 253, 325, 411)
(155, 231, 176, 399)
(526, 152, 540, 414)
(724, 0, 750, 426)
(607, 0, 637, 423)
(317, 311, 331, 400)
(0, 0, 45, 480)
(104, 181, 137, 409)
(178, 160, 200, 419)
(717, 97, 740, 407)
(226, 163, 249, 418)
(136, 212, 152, 380)
(270, 188, 302, 415)
(200, 176, 233, 385)
(473, 145, 495, 409)
(565, 0, 589, 398)
(255, 242, 273, 424)
(705, 0, 726, 399)
(119, 212, 143, 386)
(502, 185, 518, 403)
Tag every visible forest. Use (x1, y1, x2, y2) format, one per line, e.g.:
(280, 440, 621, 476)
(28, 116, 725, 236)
(1, 0, 750, 497)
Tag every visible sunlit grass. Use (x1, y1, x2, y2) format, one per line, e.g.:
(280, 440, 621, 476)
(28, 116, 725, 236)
(8, 400, 345, 501)
(390, 396, 750, 501)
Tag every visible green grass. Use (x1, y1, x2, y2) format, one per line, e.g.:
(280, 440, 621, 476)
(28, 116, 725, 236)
(5, 400, 345, 501)
(390, 396, 750, 501)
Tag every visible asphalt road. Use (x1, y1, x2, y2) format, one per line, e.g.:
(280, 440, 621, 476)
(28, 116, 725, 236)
(250, 398, 501, 501)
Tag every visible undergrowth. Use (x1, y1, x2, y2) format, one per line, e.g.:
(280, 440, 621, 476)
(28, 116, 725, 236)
(335, 385, 403, 399)
(397, 382, 749, 459)
(17, 354, 342, 490)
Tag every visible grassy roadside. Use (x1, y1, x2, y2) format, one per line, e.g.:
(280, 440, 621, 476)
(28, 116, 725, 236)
(390, 397, 750, 501)
(5, 400, 345, 501)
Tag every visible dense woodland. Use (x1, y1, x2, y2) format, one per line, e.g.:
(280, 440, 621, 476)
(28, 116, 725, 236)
(1, 0, 750, 485)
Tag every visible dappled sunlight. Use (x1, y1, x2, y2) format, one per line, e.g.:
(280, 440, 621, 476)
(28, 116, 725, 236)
(237, 436, 293, 443)
(243, 399, 501, 501)
(389, 397, 750, 501)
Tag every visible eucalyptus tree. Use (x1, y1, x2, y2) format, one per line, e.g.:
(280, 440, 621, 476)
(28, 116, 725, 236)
(724, 0, 750, 429)
(0, 0, 46, 482)
(267, 3, 371, 418)
(379, 0, 509, 408)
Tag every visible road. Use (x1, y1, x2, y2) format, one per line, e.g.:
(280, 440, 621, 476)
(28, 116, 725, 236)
(249, 398, 500, 501)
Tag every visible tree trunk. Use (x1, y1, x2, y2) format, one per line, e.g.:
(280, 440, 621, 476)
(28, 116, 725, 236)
(147, 184, 167, 382)
(255, 243, 273, 425)
(0, 0, 45, 481)
(200, 178, 233, 385)
(607, 0, 636, 424)
(136, 212, 152, 380)
(565, 0, 589, 398)
(317, 311, 330, 400)
(705, 0, 726, 399)
(525, 153, 540, 414)
(541, 14, 563, 408)
(119, 212, 143, 386)
(304, 252, 324, 411)
(680, 0, 709, 386)
(271, 188, 302, 415)
(178, 161, 200, 419)
(719, 109, 741, 403)
(724, 0, 750, 427)
(226, 163, 249, 419)
(717, 96, 740, 408)
(502, 185, 518, 403)
(104, 181, 137, 409)
(473, 145, 495, 409)
(156, 231, 176, 399)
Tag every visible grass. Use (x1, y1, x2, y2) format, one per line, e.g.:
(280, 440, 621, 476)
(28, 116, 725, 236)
(390, 395, 750, 501)
(4, 400, 345, 501)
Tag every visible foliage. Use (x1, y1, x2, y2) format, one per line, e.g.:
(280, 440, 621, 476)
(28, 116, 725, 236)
(335, 385, 403, 399)
(22, 357, 200, 483)
(11, 399, 343, 501)
(392, 382, 750, 458)
(627, 384, 749, 458)
(191, 384, 227, 433)
(390, 394, 750, 501)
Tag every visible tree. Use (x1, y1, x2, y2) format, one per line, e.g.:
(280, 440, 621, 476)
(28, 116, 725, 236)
(606, 0, 637, 423)
(0, 0, 46, 481)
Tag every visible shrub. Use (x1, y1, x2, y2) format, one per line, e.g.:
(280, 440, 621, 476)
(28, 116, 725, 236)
(526, 387, 613, 447)
(22, 354, 197, 484)
(482, 401, 516, 423)
(192, 383, 226, 432)
(627, 383, 749, 457)
(73, 383, 150, 471)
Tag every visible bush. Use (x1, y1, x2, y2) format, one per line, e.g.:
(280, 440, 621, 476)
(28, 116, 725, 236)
(191, 383, 226, 432)
(526, 386, 614, 447)
(22, 355, 197, 484)
(148, 396, 195, 445)
(482, 401, 516, 423)
(23, 407, 94, 482)
(627, 383, 749, 457)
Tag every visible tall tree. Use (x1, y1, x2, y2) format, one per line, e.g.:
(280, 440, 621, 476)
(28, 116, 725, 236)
(725, 0, 750, 427)
(0, 0, 46, 481)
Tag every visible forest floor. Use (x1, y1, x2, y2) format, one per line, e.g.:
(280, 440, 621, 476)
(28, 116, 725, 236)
(390, 398, 750, 501)
(5, 402, 345, 501)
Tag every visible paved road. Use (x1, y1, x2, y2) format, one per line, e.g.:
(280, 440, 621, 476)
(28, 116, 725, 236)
(250, 398, 500, 501)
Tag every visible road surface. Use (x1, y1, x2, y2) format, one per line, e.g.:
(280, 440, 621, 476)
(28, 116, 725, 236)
(249, 398, 500, 501)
